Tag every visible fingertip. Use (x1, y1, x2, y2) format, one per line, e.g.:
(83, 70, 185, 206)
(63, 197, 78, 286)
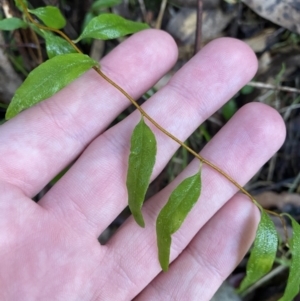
(102, 28, 178, 73)
(239, 102, 286, 152)
(203, 37, 258, 80)
(142, 29, 179, 64)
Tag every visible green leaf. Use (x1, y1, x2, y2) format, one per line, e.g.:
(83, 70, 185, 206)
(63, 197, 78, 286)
(156, 170, 201, 271)
(6, 53, 98, 119)
(28, 6, 66, 29)
(43, 31, 77, 58)
(0, 17, 28, 30)
(222, 99, 237, 121)
(92, 0, 122, 11)
(238, 210, 278, 293)
(14, 0, 28, 11)
(279, 215, 300, 301)
(75, 13, 149, 42)
(80, 12, 95, 45)
(241, 85, 254, 95)
(126, 117, 156, 227)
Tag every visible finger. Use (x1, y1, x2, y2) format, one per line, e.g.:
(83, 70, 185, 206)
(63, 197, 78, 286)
(40, 38, 259, 235)
(0, 29, 177, 197)
(94, 103, 285, 300)
(135, 194, 260, 301)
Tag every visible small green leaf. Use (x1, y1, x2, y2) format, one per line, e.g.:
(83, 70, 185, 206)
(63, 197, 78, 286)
(0, 17, 28, 30)
(92, 0, 122, 11)
(14, 0, 28, 11)
(279, 215, 300, 301)
(156, 170, 201, 271)
(6, 53, 98, 119)
(222, 99, 237, 121)
(241, 85, 254, 95)
(126, 117, 157, 228)
(80, 12, 95, 45)
(238, 210, 278, 292)
(75, 13, 149, 42)
(28, 6, 66, 29)
(43, 31, 77, 58)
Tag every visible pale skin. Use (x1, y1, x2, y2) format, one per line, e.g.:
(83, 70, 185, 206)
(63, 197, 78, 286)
(0, 30, 286, 300)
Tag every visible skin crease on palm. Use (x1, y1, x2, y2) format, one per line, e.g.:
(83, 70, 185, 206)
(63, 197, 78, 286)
(0, 29, 286, 301)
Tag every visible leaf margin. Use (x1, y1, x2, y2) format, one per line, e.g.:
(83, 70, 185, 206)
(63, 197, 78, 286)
(156, 168, 202, 272)
(28, 6, 66, 29)
(126, 116, 157, 228)
(237, 208, 278, 293)
(6, 53, 98, 119)
(278, 214, 300, 301)
(0, 17, 28, 30)
(74, 13, 149, 42)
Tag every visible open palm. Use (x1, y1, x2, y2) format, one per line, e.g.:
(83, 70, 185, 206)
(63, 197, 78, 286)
(0, 30, 285, 301)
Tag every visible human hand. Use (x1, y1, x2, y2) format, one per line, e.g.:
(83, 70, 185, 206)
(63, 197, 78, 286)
(0, 30, 285, 300)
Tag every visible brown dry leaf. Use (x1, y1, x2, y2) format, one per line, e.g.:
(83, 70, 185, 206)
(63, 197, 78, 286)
(242, 0, 300, 34)
(243, 28, 276, 52)
(255, 191, 300, 210)
(166, 8, 234, 45)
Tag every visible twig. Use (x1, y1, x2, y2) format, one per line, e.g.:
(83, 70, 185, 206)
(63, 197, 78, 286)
(288, 170, 300, 193)
(282, 96, 300, 121)
(21, 28, 43, 65)
(280, 104, 300, 114)
(1, 0, 12, 18)
(29, 27, 43, 64)
(267, 154, 277, 182)
(138, 0, 147, 23)
(2, 0, 42, 64)
(156, 0, 167, 29)
(194, 0, 203, 54)
(247, 82, 300, 94)
(0, 43, 38, 49)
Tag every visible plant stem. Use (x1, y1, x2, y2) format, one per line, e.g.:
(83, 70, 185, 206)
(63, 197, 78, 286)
(19, 0, 256, 203)
(19, 1, 82, 54)
(156, 0, 168, 29)
(95, 67, 255, 201)
(29, 25, 43, 64)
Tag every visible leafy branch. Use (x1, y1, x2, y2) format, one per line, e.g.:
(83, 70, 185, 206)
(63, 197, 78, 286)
(1, 0, 300, 298)
(15, 0, 254, 202)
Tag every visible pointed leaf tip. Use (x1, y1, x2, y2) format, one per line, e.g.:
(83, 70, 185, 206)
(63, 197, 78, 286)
(76, 13, 149, 42)
(238, 210, 278, 293)
(29, 6, 66, 29)
(126, 117, 157, 228)
(156, 169, 202, 271)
